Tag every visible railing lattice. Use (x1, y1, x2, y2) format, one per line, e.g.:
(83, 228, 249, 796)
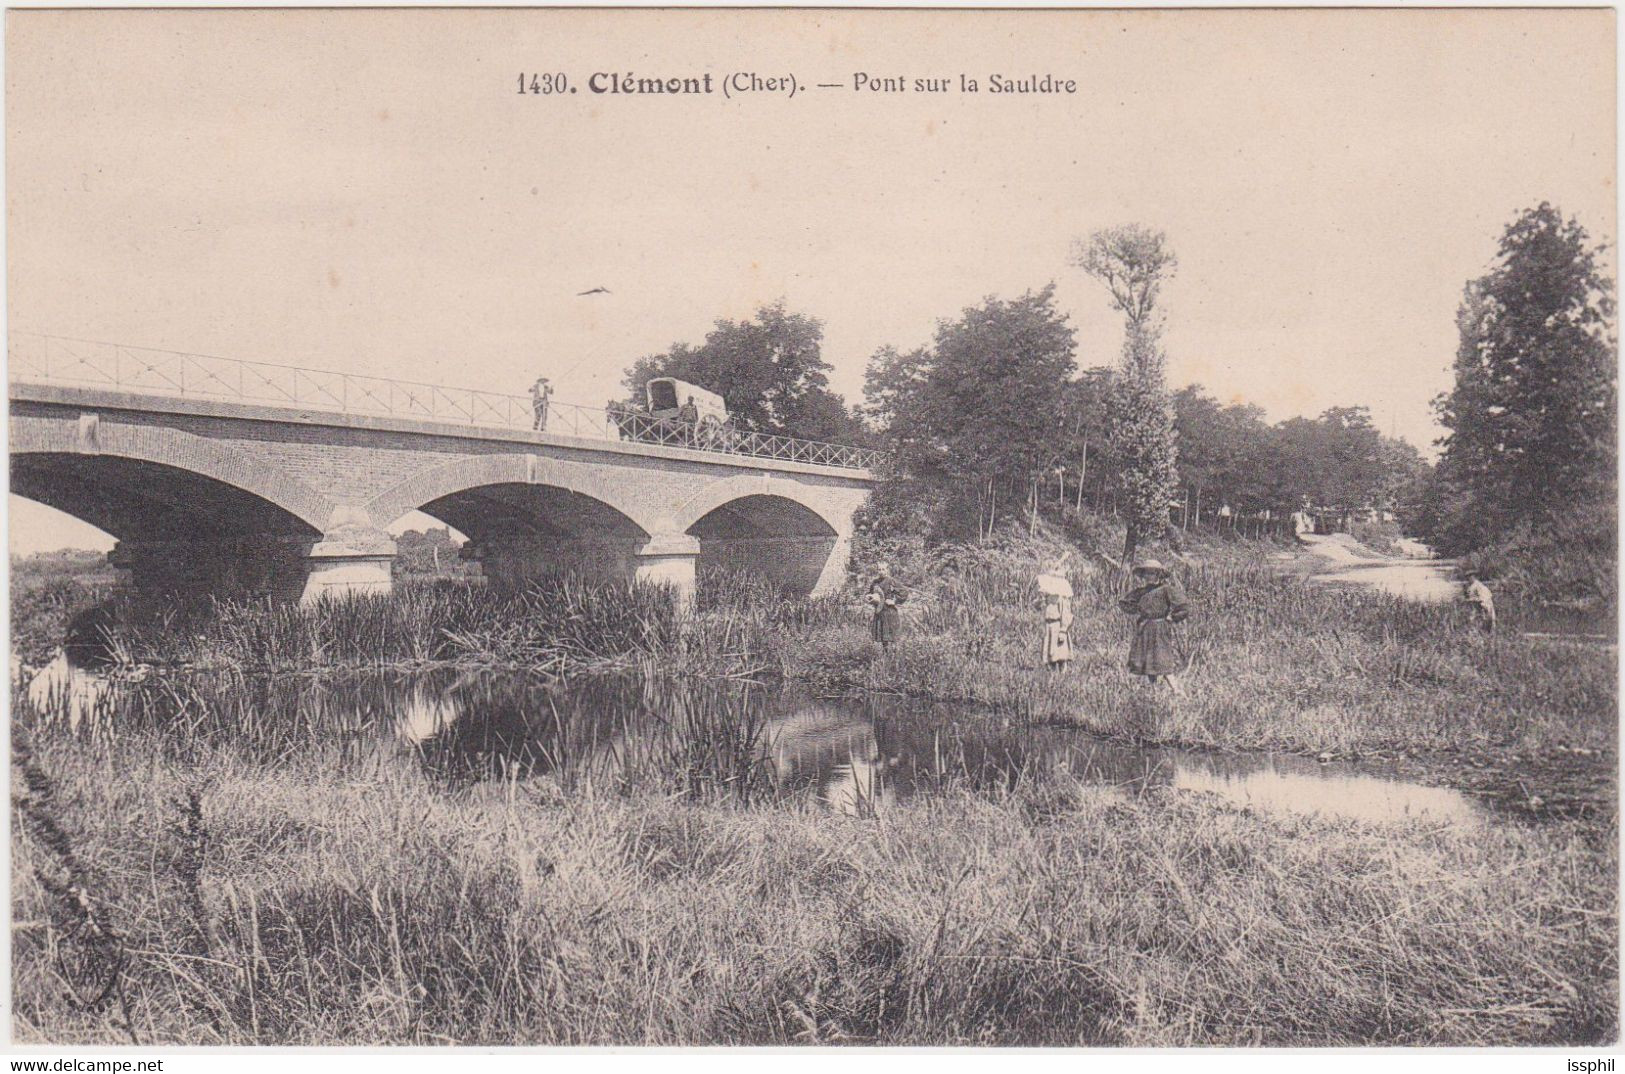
(8, 332, 882, 471)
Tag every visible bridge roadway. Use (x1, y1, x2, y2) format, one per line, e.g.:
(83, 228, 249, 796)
(9, 380, 876, 604)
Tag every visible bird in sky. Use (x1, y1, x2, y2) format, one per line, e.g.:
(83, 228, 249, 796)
(576, 287, 611, 296)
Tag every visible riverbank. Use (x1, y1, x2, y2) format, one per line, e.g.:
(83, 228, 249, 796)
(13, 716, 1616, 1046)
(12, 530, 1617, 1045)
(12, 532, 1616, 810)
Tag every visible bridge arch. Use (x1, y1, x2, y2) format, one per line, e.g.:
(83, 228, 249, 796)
(667, 474, 845, 538)
(670, 476, 845, 597)
(9, 417, 333, 540)
(364, 454, 654, 541)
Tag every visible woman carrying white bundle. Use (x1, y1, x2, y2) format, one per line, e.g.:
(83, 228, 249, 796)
(1037, 559, 1074, 671)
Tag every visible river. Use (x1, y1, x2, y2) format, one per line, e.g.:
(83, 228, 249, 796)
(21, 663, 1487, 828)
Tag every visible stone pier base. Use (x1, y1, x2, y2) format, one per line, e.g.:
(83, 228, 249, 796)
(301, 525, 397, 604)
(109, 524, 398, 606)
(631, 533, 700, 607)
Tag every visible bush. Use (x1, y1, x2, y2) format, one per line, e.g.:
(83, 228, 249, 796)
(1348, 519, 1404, 557)
(1458, 502, 1616, 614)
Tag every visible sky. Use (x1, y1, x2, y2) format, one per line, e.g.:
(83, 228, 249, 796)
(6, 8, 1616, 554)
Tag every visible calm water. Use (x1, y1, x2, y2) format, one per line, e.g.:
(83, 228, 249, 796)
(21, 659, 1486, 827)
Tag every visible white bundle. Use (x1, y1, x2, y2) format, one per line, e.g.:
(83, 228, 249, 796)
(1036, 573, 1073, 597)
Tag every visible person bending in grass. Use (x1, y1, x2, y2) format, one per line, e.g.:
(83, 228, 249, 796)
(1460, 570, 1496, 635)
(1119, 559, 1190, 692)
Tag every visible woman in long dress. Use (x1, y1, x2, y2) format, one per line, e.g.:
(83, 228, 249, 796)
(1119, 559, 1190, 690)
(867, 563, 905, 649)
(1037, 562, 1074, 670)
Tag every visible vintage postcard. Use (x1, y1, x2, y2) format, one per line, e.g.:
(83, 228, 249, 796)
(5, 6, 1617, 1051)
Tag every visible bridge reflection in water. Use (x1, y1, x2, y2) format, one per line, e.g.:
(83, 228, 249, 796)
(21, 666, 1486, 828)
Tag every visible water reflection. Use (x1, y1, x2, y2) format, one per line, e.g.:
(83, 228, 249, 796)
(762, 703, 890, 815)
(23, 653, 124, 734)
(17, 665, 1485, 827)
(1170, 753, 1485, 826)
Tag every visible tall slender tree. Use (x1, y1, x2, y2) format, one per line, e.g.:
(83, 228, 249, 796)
(1073, 226, 1180, 558)
(1431, 204, 1617, 554)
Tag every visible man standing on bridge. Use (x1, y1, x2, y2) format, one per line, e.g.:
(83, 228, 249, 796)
(530, 376, 553, 431)
(677, 395, 700, 446)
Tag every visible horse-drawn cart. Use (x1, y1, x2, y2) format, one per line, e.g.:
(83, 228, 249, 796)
(607, 377, 735, 450)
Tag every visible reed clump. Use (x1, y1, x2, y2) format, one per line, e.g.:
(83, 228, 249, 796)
(75, 578, 689, 674)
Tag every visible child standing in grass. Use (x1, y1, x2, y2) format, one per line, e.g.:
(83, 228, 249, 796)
(1119, 559, 1190, 691)
(867, 562, 906, 649)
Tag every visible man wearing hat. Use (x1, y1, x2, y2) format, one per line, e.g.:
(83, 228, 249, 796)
(530, 376, 553, 431)
(1118, 559, 1191, 690)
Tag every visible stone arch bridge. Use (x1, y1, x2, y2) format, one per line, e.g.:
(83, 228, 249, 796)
(10, 362, 878, 603)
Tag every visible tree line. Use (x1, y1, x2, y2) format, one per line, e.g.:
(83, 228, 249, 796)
(625, 206, 1611, 591)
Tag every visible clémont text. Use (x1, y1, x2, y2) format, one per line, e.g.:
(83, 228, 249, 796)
(516, 71, 1077, 97)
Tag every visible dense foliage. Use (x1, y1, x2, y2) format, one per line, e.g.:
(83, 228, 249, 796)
(862, 285, 1079, 537)
(622, 301, 865, 442)
(393, 527, 475, 579)
(1418, 204, 1616, 601)
(1173, 391, 1426, 522)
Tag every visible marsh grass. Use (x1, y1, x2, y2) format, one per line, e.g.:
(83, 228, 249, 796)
(11, 720, 1617, 1045)
(77, 578, 687, 673)
(11, 531, 1617, 1045)
(791, 538, 1615, 757)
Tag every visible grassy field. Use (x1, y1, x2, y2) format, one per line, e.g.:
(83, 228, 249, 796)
(795, 532, 1616, 762)
(12, 721, 1616, 1046)
(11, 531, 1617, 1045)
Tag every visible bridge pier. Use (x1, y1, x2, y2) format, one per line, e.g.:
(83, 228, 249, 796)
(107, 524, 397, 605)
(300, 524, 396, 603)
(465, 532, 700, 606)
(631, 533, 700, 607)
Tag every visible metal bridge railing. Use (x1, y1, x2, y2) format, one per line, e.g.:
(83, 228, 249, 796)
(8, 332, 883, 472)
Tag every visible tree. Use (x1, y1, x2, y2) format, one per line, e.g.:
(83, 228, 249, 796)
(1430, 204, 1617, 553)
(859, 344, 935, 465)
(1073, 225, 1180, 558)
(1267, 407, 1418, 521)
(623, 301, 863, 441)
(1172, 386, 1278, 525)
(395, 527, 462, 576)
(862, 285, 1079, 536)
(1058, 366, 1117, 510)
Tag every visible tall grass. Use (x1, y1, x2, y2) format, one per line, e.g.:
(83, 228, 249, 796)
(81, 578, 686, 673)
(788, 538, 1616, 757)
(25, 571, 842, 679)
(12, 714, 1616, 1045)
